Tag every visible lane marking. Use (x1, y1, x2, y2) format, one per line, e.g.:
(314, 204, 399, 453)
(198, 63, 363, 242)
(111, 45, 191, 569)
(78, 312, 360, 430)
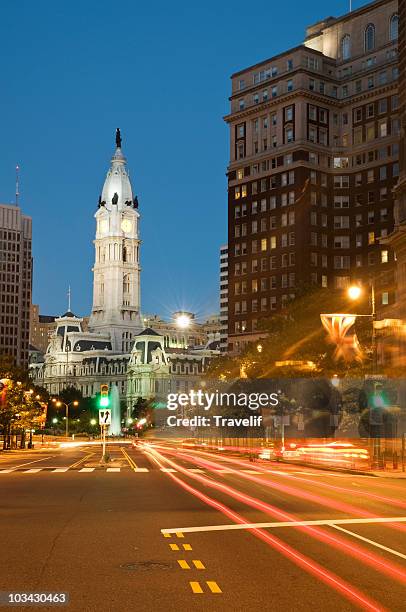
(79, 468, 95, 473)
(0, 469, 13, 473)
(69, 453, 95, 469)
(189, 468, 205, 473)
(121, 447, 138, 470)
(107, 468, 121, 472)
(192, 560, 205, 569)
(207, 581, 222, 593)
(176, 532, 184, 538)
(169, 544, 179, 551)
(214, 469, 233, 474)
(163, 533, 171, 538)
(190, 582, 203, 594)
(161, 468, 177, 472)
(177, 560, 190, 569)
(183, 544, 192, 551)
(330, 524, 406, 560)
(24, 468, 42, 473)
(0, 455, 54, 470)
(161, 516, 406, 534)
(133, 467, 149, 472)
(243, 470, 263, 475)
(52, 468, 69, 473)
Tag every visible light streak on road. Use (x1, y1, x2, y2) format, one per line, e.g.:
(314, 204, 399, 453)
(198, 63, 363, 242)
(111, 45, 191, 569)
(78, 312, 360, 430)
(145, 447, 384, 612)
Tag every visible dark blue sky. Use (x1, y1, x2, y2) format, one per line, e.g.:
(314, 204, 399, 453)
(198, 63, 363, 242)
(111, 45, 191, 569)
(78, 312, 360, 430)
(1, 0, 365, 319)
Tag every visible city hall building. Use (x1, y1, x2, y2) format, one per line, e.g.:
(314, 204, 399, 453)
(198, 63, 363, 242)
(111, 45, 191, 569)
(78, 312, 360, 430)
(30, 131, 219, 408)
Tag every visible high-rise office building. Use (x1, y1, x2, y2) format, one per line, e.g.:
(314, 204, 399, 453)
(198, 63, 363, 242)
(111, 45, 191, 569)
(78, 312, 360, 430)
(0, 203, 32, 366)
(225, 0, 399, 353)
(219, 245, 228, 351)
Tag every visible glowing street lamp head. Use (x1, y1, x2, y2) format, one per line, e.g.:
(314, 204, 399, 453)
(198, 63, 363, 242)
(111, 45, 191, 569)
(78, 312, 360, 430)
(56, 401, 62, 407)
(52, 418, 58, 424)
(175, 314, 191, 329)
(73, 401, 79, 407)
(348, 285, 362, 301)
(90, 419, 97, 426)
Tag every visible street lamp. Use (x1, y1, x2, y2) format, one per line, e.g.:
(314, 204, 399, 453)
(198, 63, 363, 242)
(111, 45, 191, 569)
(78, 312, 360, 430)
(174, 313, 191, 329)
(347, 282, 376, 372)
(52, 398, 79, 438)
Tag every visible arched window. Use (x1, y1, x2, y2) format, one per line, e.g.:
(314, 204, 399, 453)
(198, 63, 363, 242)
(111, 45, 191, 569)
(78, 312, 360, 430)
(341, 34, 351, 60)
(390, 14, 398, 41)
(364, 24, 375, 52)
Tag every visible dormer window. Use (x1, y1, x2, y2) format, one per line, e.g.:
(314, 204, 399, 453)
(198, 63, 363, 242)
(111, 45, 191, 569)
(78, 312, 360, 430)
(364, 24, 375, 52)
(341, 34, 351, 60)
(390, 14, 398, 41)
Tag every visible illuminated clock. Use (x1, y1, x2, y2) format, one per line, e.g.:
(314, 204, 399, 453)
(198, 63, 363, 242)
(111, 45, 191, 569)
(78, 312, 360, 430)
(121, 219, 132, 233)
(100, 219, 109, 234)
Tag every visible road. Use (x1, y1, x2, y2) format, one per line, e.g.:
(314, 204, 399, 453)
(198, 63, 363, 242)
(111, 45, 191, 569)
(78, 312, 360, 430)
(0, 440, 405, 611)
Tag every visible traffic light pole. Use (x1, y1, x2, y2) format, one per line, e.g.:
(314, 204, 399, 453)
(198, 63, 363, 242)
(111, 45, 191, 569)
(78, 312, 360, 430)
(101, 424, 106, 461)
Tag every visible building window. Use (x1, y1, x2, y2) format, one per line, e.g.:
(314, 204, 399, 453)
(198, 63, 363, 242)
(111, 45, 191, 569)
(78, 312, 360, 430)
(390, 14, 398, 41)
(381, 250, 388, 263)
(364, 24, 375, 52)
(382, 291, 389, 305)
(341, 34, 351, 60)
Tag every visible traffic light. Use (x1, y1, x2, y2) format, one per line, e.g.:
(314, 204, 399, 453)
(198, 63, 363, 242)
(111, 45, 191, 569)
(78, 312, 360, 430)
(99, 384, 110, 408)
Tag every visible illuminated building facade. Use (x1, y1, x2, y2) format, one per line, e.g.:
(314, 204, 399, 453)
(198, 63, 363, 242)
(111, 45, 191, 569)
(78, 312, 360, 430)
(225, 0, 399, 353)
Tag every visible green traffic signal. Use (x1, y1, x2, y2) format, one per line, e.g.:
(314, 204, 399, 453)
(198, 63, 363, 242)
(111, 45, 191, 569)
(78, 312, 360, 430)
(99, 396, 110, 408)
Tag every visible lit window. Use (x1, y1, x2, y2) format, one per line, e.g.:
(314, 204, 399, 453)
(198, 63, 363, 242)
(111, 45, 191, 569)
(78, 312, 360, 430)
(381, 250, 388, 263)
(368, 231, 375, 245)
(382, 292, 389, 305)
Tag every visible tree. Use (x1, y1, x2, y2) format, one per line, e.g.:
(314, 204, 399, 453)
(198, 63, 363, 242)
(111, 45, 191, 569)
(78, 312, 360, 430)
(207, 285, 381, 381)
(0, 380, 43, 449)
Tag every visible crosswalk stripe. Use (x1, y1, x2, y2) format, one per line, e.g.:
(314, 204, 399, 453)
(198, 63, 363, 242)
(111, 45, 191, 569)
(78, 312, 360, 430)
(133, 467, 149, 472)
(161, 468, 177, 472)
(79, 468, 95, 472)
(189, 469, 204, 473)
(107, 468, 121, 472)
(25, 469, 42, 473)
(0, 469, 13, 473)
(52, 468, 69, 473)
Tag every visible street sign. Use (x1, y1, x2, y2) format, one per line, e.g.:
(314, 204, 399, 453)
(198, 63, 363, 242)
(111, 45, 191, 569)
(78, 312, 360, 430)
(99, 409, 111, 425)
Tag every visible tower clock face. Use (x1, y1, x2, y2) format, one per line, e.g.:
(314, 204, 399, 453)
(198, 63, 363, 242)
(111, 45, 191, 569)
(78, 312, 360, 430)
(121, 219, 132, 233)
(100, 219, 109, 234)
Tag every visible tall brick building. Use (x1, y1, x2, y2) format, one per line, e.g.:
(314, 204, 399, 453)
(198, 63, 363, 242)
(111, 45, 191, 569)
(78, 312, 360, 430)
(0, 203, 32, 367)
(225, 0, 399, 353)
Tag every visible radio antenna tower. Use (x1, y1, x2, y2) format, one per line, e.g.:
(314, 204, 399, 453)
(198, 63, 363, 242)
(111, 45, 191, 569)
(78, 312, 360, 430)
(15, 164, 20, 206)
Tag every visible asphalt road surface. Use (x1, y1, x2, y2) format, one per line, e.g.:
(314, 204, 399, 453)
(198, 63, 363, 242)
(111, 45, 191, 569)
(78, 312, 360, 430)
(0, 440, 405, 611)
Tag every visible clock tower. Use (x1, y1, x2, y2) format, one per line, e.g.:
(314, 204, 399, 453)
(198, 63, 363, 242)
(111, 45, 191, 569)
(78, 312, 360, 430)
(88, 129, 142, 352)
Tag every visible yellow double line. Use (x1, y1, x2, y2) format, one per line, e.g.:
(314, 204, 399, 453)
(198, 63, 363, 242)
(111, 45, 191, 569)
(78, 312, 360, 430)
(69, 452, 94, 469)
(121, 447, 138, 471)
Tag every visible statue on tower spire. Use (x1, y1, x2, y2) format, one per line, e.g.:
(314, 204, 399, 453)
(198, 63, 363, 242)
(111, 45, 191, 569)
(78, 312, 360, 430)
(115, 128, 122, 149)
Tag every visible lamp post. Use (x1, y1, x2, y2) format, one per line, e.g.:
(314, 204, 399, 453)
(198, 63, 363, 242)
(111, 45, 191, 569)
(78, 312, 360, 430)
(347, 282, 376, 372)
(52, 398, 79, 438)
